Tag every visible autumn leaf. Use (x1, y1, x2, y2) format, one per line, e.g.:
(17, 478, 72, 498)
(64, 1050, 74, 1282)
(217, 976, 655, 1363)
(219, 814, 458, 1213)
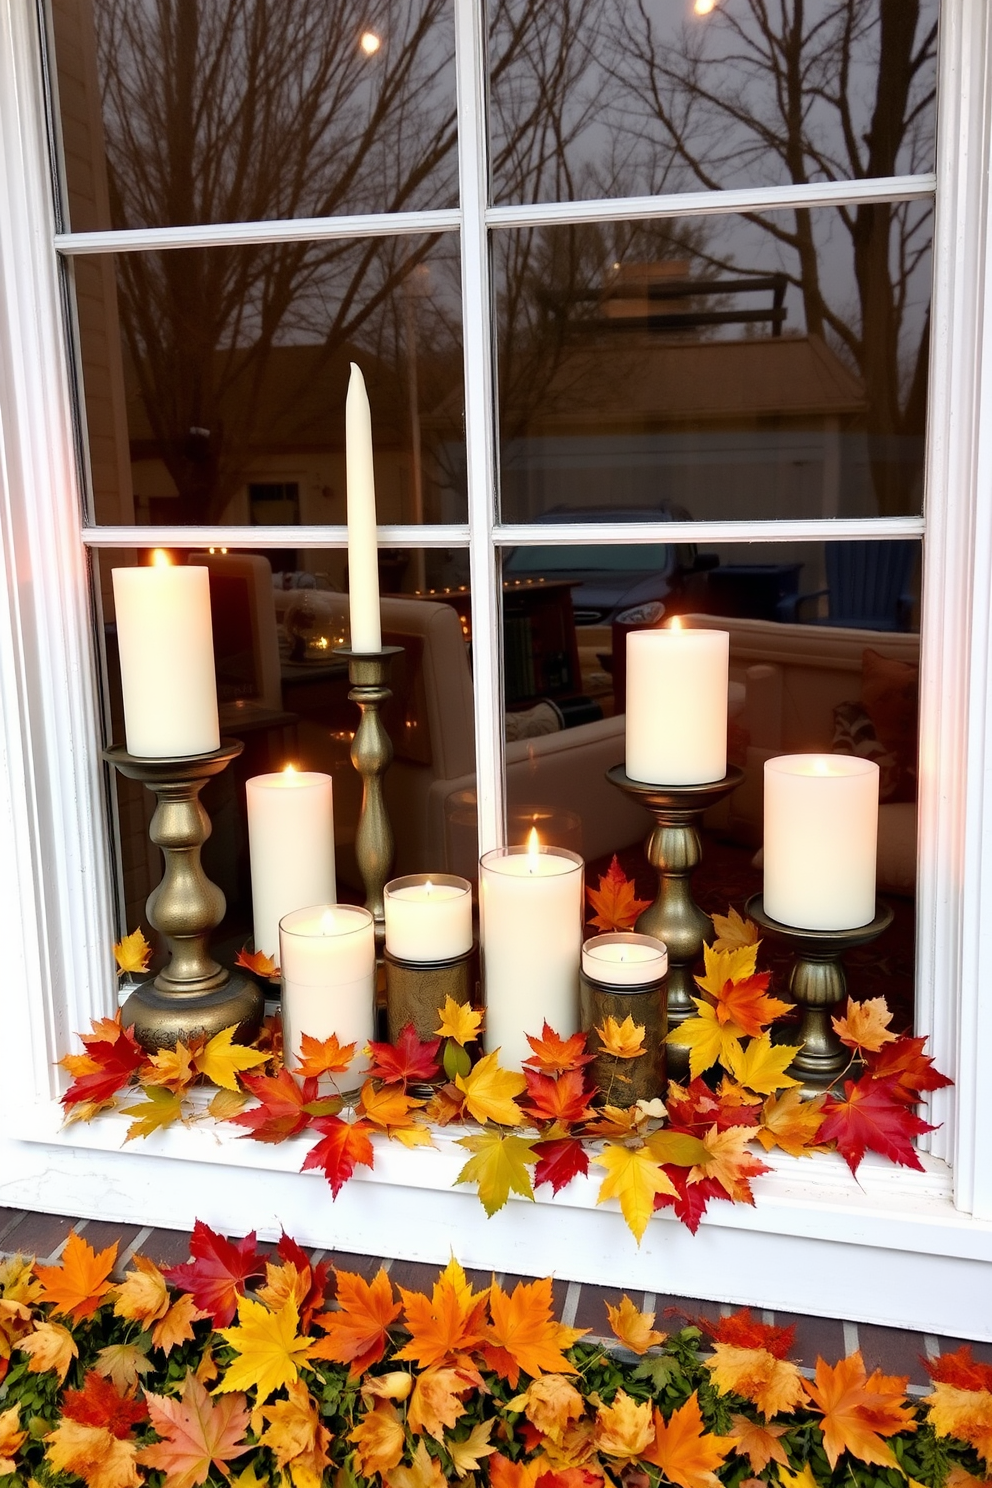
(776, 1467, 819, 1488)
(206, 1088, 249, 1121)
(706, 1344, 809, 1419)
(832, 996, 897, 1053)
(350, 1400, 406, 1478)
(230, 1066, 332, 1144)
(727, 1415, 790, 1472)
(524, 1024, 595, 1075)
(140, 1041, 196, 1094)
(673, 1000, 746, 1079)
(63, 1370, 149, 1437)
(594, 1015, 647, 1060)
(699, 1308, 796, 1358)
(533, 1137, 590, 1194)
(489, 1452, 549, 1488)
(923, 1382, 992, 1468)
(864, 1034, 954, 1103)
(446, 1418, 497, 1473)
(138, 1373, 250, 1488)
(359, 1080, 427, 1131)
(93, 1343, 153, 1394)
(152, 1292, 209, 1356)
(805, 1350, 915, 1469)
(395, 1256, 490, 1369)
(113, 1254, 170, 1328)
(388, 1438, 447, 1488)
(309, 1266, 401, 1375)
(726, 1033, 801, 1094)
(164, 1221, 264, 1327)
(509, 1374, 585, 1444)
(114, 927, 151, 975)
(217, 1295, 314, 1401)
(696, 940, 759, 988)
(586, 855, 651, 932)
(817, 1074, 934, 1174)
(926, 1344, 992, 1392)
(362, 1371, 414, 1404)
(605, 1295, 666, 1354)
(192, 1025, 269, 1090)
(483, 1276, 586, 1388)
(234, 946, 280, 979)
(695, 944, 789, 1037)
(435, 996, 483, 1047)
(295, 1031, 357, 1079)
(665, 1076, 761, 1137)
(121, 1083, 186, 1139)
(260, 1233, 330, 1334)
(521, 1068, 594, 1128)
(594, 1388, 654, 1460)
(19, 1319, 79, 1383)
(408, 1363, 478, 1439)
(710, 908, 760, 952)
(0, 1404, 26, 1475)
(367, 1023, 441, 1085)
(455, 1130, 537, 1215)
(425, 1082, 466, 1125)
(755, 1087, 828, 1157)
(45, 1419, 141, 1488)
(455, 1049, 527, 1126)
(592, 1142, 677, 1243)
(257, 1377, 332, 1485)
(689, 1125, 771, 1205)
(301, 1113, 376, 1196)
(642, 1129, 711, 1168)
(60, 1021, 145, 1111)
(641, 1392, 735, 1488)
(35, 1231, 118, 1323)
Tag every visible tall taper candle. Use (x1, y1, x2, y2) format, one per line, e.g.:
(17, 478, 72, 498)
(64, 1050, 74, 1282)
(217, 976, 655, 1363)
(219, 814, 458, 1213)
(346, 363, 382, 654)
(246, 766, 337, 960)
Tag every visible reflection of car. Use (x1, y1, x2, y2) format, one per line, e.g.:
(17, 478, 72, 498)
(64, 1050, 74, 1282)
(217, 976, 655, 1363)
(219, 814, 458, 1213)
(502, 505, 717, 626)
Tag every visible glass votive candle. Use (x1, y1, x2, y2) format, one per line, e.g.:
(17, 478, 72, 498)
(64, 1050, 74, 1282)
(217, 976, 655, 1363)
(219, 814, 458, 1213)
(383, 874, 477, 1048)
(579, 932, 669, 1106)
(279, 904, 375, 1094)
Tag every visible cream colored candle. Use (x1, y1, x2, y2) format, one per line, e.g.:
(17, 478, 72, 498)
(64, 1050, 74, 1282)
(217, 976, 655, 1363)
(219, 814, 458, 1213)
(764, 754, 879, 930)
(346, 363, 382, 653)
(279, 904, 375, 1089)
(625, 622, 729, 785)
(384, 875, 473, 963)
(480, 833, 584, 1071)
(582, 932, 668, 987)
(246, 767, 336, 961)
(112, 552, 219, 758)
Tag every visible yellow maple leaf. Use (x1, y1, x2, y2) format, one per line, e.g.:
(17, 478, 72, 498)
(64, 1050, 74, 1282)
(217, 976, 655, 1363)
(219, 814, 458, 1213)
(45, 1420, 140, 1488)
(446, 1418, 497, 1474)
(670, 999, 746, 1079)
(114, 927, 151, 976)
(217, 1295, 315, 1401)
(455, 1130, 537, 1216)
(0, 1404, 27, 1475)
(707, 1345, 809, 1420)
(258, 1378, 332, 1486)
(93, 1342, 153, 1394)
(207, 1088, 250, 1121)
(592, 1141, 678, 1243)
(594, 1388, 655, 1460)
(193, 1025, 269, 1091)
(756, 1087, 828, 1157)
(726, 1032, 801, 1094)
(455, 1049, 526, 1126)
(435, 997, 483, 1047)
(140, 1042, 196, 1094)
(387, 1439, 447, 1488)
(832, 997, 898, 1053)
(923, 1382, 992, 1468)
(695, 941, 760, 995)
(350, 1400, 406, 1478)
(595, 1014, 647, 1060)
(777, 1467, 820, 1488)
(710, 908, 760, 953)
(508, 1374, 585, 1444)
(605, 1294, 666, 1354)
(18, 1320, 79, 1383)
(121, 1084, 185, 1140)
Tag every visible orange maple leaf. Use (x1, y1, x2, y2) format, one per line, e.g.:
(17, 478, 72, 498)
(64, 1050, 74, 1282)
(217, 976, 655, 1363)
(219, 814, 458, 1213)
(755, 1088, 828, 1158)
(35, 1232, 118, 1324)
(806, 1351, 916, 1469)
(641, 1392, 735, 1488)
(407, 1363, 479, 1439)
(594, 1015, 647, 1060)
(309, 1266, 401, 1376)
(689, 1125, 771, 1205)
(358, 1080, 426, 1131)
(605, 1295, 666, 1355)
(295, 1031, 357, 1079)
(695, 944, 789, 1037)
(395, 1257, 490, 1369)
(523, 1024, 595, 1076)
(706, 1344, 809, 1420)
(350, 1400, 406, 1478)
(728, 1414, 790, 1472)
(482, 1277, 587, 1388)
(138, 1373, 251, 1486)
(234, 946, 280, 979)
(257, 1377, 333, 1482)
(832, 997, 898, 1053)
(586, 856, 650, 932)
(509, 1374, 585, 1444)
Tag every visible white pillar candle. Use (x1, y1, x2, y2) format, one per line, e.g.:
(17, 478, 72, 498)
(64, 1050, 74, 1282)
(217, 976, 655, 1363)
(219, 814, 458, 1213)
(112, 552, 219, 758)
(346, 363, 382, 654)
(625, 622, 729, 785)
(582, 932, 668, 987)
(763, 754, 879, 931)
(384, 874, 473, 963)
(279, 904, 375, 1089)
(246, 767, 337, 960)
(480, 834, 584, 1071)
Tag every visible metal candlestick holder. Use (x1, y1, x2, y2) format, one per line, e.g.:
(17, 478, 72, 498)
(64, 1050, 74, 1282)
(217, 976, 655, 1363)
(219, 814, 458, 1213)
(579, 970, 668, 1108)
(607, 764, 744, 1082)
(336, 647, 403, 934)
(103, 741, 264, 1052)
(745, 894, 895, 1096)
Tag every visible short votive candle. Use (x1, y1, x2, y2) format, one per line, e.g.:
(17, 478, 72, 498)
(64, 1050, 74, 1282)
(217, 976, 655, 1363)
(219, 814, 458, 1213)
(383, 874, 473, 963)
(581, 932, 668, 987)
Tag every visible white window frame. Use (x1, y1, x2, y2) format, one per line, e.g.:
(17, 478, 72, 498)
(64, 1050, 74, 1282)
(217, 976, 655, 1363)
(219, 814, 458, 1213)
(3, 0, 992, 1335)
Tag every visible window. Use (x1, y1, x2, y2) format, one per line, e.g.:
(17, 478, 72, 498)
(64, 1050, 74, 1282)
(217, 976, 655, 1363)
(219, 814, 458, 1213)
(3, 0, 992, 1325)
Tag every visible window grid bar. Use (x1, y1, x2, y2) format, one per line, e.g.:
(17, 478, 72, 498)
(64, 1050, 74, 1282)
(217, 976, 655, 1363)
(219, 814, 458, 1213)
(53, 208, 462, 257)
(79, 524, 471, 550)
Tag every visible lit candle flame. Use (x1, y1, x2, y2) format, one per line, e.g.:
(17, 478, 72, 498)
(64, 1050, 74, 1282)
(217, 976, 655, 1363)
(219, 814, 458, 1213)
(282, 763, 297, 776)
(669, 615, 683, 631)
(425, 879, 434, 895)
(152, 549, 171, 568)
(320, 909, 337, 934)
(527, 826, 541, 873)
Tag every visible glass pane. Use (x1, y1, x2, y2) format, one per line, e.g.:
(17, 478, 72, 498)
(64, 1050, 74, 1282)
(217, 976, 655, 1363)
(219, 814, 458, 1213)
(501, 538, 919, 1030)
(495, 206, 931, 522)
(51, 0, 457, 230)
(97, 546, 474, 959)
(489, 0, 938, 206)
(73, 236, 466, 525)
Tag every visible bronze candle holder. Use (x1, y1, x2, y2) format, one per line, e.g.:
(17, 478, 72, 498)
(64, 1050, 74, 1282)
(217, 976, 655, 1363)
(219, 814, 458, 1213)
(579, 945, 668, 1107)
(384, 942, 478, 1066)
(607, 765, 744, 1081)
(336, 646, 403, 936)
(103, 741, 264, 1052)
(745, 894, 895, 1096)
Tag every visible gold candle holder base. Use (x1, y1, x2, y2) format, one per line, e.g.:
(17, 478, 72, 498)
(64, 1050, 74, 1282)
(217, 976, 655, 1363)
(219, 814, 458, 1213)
(104, 742, 264, 1052)
(384, 944, 478, 1041)
(579, 971, 668, 1107)
(607, 765, 744, 1082)
(336, 647, 403, 938)
(745, 894, 895, 1097)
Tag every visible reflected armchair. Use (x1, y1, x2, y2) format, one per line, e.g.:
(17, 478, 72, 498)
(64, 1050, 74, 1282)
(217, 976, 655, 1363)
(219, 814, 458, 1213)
(778, 540, 917, 631)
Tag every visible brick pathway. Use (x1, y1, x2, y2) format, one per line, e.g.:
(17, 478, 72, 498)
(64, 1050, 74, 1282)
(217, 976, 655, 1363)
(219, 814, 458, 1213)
(2, 1205, 987, 1388)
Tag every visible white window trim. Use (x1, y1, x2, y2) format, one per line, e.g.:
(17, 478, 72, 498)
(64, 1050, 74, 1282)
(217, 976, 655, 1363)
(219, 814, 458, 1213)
(2, 0, 992, 1333)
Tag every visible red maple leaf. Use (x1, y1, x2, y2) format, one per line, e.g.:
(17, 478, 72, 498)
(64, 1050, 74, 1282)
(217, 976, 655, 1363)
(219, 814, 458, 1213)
(533, 1136, 590, 1194)
(63, 1371, 149, 1438)
(276, 1230, 330, 1331)
(163, 1220, 265, 1327)
(523, 1022, 594, 1075)
(230, 1067, 339, 1144)
(520, 1068, 595, 1128)
(302, 1114, 375, 1196)
(652, 1165, 728, 1234)
(925, 1344, 992, 1391)
(698, 1308, 797, 1358)
(665, 1078, 761, 1138)
(817, 1074, 935, 1174)
(366, 1024, 440, 1085)
(863, 1035, 953, 1104)
(61, 1024, 145, 1108)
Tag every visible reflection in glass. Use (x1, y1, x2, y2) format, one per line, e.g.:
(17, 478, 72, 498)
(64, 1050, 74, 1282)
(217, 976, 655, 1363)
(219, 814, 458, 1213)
(51, 0, 458, 230)
(495, 207, 931, 522)
(490, 0, 938, 205)
(499, 539, 919, 1031)
(73, 238, 465, 525)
